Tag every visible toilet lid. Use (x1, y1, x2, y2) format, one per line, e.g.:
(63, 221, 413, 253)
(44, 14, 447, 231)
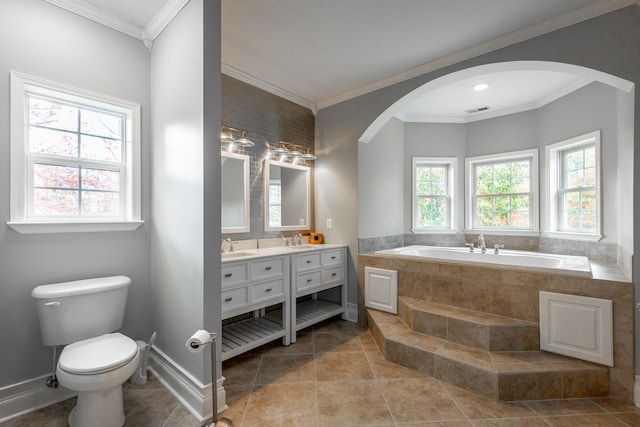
(59, 333, 138, 375)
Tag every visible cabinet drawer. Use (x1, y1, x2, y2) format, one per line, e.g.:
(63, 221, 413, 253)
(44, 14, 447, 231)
(296, 252, 321, 271)
(296, 270, 322, 292)
(322, 265, 344, 284)
(251, 257, 285, 280)
(221, 263, 249, 288)
(251, 278, 285, 304)
(222, 287, 249, 313)
(322, 249, 344, 266)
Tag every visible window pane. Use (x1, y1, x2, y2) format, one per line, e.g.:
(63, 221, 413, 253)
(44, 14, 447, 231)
(476, 164, 492, 180)
(582, 209, 596, 231)
(81, 168, 119, 191)
(582, 190, 596, 209)
(511, 176, 529, 193)
(566, 170, 584, 188)
(511, 195, 530, 210)
(81, 191, 120, 215)
(493, 162, 510, 179)
(29, 127, 78, 157)
(34, 189, 79, 215)
(416, 182, 432, 195)
(80, 135, 122, 162)
(81, 109, 122, 139)
(417, 197, 447, 227)
(511, 211, 530, 228)
(476, 180, 493, 195)
(585, 167, 596, 186)
(512, 161, 529, 177)
(584, 147, 596, 168)
(565, 150, 584, 170)
(34, 164, 79, 189)
(494, 179, 510, 194)
(29, 96, 78, 131)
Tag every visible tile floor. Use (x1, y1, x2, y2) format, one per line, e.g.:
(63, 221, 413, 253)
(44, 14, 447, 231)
(4, 317, 640, 426)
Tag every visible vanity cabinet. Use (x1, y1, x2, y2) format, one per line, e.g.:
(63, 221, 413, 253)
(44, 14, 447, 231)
(290, 246, 347, 342)
(220, 255, 290, 361)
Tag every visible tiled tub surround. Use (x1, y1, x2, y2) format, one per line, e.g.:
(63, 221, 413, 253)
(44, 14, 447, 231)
(358, 253, 634, 403)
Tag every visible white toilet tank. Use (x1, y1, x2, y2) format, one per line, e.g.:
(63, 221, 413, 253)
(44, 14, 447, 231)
(32, 276, 131, 346)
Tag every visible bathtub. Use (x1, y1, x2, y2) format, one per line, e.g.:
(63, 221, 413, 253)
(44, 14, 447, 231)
(374, 245, 592, 278)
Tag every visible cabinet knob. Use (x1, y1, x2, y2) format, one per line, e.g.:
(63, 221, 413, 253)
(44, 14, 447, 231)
(265, 288, 272, 292)
(224, 297, 232, 302)
(224, 273, 232, 278)
(332, 273, 337, 277)
(306, 260, 312, 264)
(307, 279, 312, 283)
(265, 266, 272, 270)
(331, 256, 336, 260)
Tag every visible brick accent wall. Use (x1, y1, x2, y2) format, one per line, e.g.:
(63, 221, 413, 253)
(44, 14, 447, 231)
(221, 75, 315, 240)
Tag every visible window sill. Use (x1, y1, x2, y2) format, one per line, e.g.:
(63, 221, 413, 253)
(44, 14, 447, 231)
(464, 229, 541, 237)
(411, 229, 461, 235)
(540, 231, 603, 242)
(7, 220, 145, 234)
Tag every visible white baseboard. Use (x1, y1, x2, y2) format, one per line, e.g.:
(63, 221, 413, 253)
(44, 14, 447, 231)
(0, 374, 76, 423)
(148, 345, 227, 423)
(346, 303, 358, 323)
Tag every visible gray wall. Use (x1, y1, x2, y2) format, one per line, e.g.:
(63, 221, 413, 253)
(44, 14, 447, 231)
(315, 5, 640, 369)
(358, 117, 405, 238)
(0, 0, 152, 387)
(150, 0, 212, 383)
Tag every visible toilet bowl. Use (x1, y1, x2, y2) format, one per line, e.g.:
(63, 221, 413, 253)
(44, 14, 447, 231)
(31, 276, 138, 427)
(56, 333, 140, 427)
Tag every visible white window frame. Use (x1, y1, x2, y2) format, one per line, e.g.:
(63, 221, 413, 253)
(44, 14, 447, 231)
(544, 130, 601, 241)
(411, 157, 457, 233)
(8, 71, 143, 234)
(465, 148, 539, 235)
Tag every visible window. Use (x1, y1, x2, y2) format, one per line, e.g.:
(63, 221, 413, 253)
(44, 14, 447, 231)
(268, 180, 282, 227)
(465, 149, 538, 232)
(9, 72, 142, 233)
(545, 131, 601, 240)
(412, 157, 457, 232)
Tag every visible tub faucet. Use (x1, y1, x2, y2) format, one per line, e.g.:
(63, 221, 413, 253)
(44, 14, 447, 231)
(478, 234, 486, 253)
(464, 242, 475, 252)
(494, 244, 505, 254)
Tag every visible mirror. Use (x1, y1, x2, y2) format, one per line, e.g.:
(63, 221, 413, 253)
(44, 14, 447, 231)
(221, 152, 250, 233)
(264, 159, 310, 231)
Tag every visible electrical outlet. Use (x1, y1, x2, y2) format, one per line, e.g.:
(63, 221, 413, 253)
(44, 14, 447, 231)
(326, 218, 332, 229)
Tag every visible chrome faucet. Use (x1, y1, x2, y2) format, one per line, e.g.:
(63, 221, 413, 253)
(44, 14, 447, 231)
(477, 234, 486, 253)
(221, 238, 234, 253)
(293, 233, 303, 246)
(464, 242, 475, 252)
(494, 244, 505, 254)
(281, 232, 291, 247)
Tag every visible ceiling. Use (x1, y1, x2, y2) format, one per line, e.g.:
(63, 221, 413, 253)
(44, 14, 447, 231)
(46, 0, 633, 119)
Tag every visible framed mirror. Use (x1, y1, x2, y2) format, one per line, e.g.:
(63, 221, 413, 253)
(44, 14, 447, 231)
(264, 159, 310, 231)
(222, 152, 250, 233)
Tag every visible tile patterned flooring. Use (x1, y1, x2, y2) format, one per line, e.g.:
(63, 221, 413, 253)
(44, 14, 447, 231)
(4, 317, 640, 426)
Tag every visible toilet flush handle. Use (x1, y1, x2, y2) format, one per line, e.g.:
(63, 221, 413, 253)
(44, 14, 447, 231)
(44, 301, 61, 307)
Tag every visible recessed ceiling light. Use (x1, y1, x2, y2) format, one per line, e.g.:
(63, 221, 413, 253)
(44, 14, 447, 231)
(472, 82, 490, 92)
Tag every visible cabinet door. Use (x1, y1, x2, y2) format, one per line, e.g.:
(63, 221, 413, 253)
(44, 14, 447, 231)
(322, 265, 344, 284)
(295, 252, 321, 271)
(322, 249, 343, 267)
(296, 270, 322, 292)
(222, 286, 249, 313)
(252, 257, 285, 281)
(252, 278, 285, 305)
(222, 263, 249, 288)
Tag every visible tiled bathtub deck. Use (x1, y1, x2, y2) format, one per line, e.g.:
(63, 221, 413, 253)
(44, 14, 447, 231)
(4, 318, 640, 426)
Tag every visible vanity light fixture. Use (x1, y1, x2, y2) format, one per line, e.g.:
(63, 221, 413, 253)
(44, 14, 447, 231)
(220, 125, 255, 148)
(472, 82, 490, 92)
(267, 140, 316, 162)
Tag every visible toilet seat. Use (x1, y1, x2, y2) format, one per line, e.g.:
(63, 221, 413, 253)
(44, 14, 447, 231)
(59, 333, 138, 375)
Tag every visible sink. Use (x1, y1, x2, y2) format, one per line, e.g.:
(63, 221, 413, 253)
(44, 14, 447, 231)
(221, 250, 256, 260)
(288, 244, 316, 250)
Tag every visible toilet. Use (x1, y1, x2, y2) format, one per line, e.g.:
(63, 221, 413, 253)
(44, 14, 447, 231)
(32, 276, 140, 427)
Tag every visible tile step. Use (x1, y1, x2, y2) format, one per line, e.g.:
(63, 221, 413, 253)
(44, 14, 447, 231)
(399, 296, 539, 351)
(368, 308, 609, 402)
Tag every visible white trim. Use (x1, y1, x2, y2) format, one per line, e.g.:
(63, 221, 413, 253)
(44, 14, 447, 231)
(400, 77, 594, 124)
(264, 159, 311, 232)
(412, 157, 457, 232)
(0, 374, 76, 423)
(345, 303, 359, 323)
(222, 64, 317, 113)
(545, 130, 601, 237)
(411, 229, 461, 235)
(149, 346, 228, 423)
(44, 0, 189, 51)
(463, 228, 541, 237)
(44, 0, 143, 39)
(9, 71, 142, 234)
(465, 148, 539, 232)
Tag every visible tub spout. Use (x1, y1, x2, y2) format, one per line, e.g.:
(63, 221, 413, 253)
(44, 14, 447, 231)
(494, 244, 504, 254)
(478, 234, 486, 253)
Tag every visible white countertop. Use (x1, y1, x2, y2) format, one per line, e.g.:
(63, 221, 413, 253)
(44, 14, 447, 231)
(221, 243, 345, 263)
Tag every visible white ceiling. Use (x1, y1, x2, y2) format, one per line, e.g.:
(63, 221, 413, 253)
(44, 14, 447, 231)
(47, 0, 634, 119)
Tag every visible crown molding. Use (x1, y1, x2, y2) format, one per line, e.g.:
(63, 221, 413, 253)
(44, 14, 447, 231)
(45, 0, 143, 39)
(222, 63, 318, 114)
(315, 0, 635, 111)
(45, 0, 190, 51)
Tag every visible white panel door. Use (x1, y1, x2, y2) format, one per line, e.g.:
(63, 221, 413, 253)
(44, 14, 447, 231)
(365, 267, 398, 314)
(539, 291, 613, 366)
